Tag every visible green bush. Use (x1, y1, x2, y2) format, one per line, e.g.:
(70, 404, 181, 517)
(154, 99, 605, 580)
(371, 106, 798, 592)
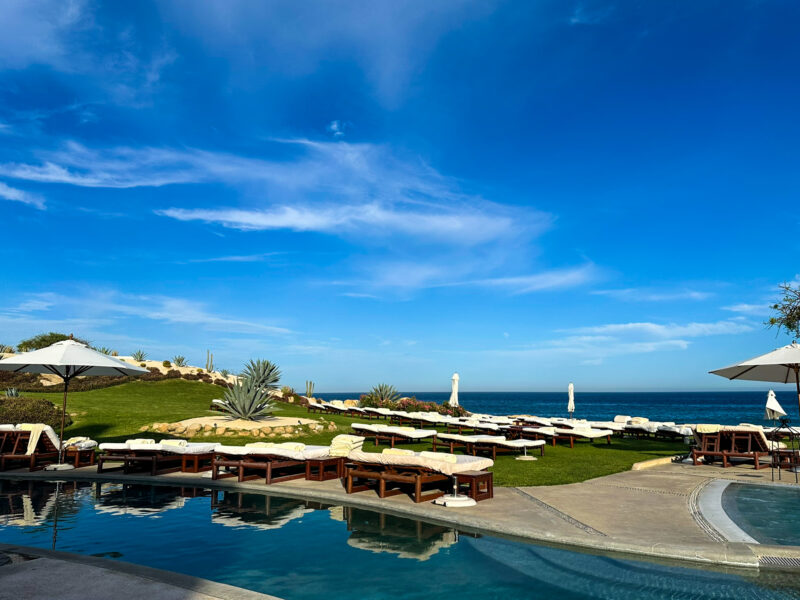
(172, 355, 187, 367)
(162, 360, 171, 368)
(0, 397, 72, 430)
(18, 333, 90, 352)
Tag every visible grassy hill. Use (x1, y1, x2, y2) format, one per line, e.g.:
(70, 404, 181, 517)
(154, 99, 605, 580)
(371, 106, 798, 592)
(34, 379, 682, 486)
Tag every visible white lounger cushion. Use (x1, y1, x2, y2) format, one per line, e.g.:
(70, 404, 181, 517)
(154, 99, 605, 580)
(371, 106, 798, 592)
(217, 444, 329, 460)
(555, 427, 613, 438)
(348, 449, 492, 475)
(99, 442, 130, 451)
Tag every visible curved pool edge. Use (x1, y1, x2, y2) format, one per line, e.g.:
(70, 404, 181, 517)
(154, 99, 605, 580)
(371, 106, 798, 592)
(0, 542, 283, 600)
(3, 469, 798, 573)
(695, 479, 759, 544)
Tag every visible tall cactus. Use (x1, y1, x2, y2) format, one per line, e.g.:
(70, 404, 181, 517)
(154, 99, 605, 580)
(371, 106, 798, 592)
(206, 349, 215, 373)
(305, 380, 315, 398)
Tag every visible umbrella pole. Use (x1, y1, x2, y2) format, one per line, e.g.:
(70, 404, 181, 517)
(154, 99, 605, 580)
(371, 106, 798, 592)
(795, 366, 800, 423)
(58, 377, 69, 465)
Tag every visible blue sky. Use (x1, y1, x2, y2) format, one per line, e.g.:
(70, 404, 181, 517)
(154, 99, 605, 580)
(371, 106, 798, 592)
(1, 1, 798, 392)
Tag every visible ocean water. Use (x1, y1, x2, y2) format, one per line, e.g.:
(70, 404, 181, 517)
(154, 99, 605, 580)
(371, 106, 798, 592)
(317, 390, 800, 426)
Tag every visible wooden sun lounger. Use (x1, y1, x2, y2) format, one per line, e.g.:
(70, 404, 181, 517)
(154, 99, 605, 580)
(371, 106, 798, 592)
(691, 429, 770, 469)
(345, 461, 451, 503)
(98, 446, 213, 475)
(212, 453, 307, 484)
(0, 429, 95, 471)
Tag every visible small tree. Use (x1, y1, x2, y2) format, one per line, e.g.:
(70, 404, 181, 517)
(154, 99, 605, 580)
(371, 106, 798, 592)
(18, 332, 90, 352)
(767, 281, 800, 340)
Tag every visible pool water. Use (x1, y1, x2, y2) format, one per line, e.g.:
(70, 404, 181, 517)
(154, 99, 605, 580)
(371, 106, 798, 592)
(1, 479, 800, 599)
(723, 483, 800, 546)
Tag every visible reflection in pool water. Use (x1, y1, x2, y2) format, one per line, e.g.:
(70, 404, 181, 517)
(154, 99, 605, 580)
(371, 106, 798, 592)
(0, 479, 799, 599)
(723, 483, 800, 546)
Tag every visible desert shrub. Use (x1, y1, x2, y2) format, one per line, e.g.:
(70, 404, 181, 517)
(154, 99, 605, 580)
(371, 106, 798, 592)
(363, 383, 400, 404)
(196, 368, 204, 374)
(139, 363, 146, 368)
(162, 360, 171, 368)
(213, 378, 232, 387)
(291, 394, 309, 406)
(0, 397, 72, 430)
(165, 369, 182, 379)
(182, 373, 201, 381)
(0, 345, 15, 353)
(219, 369, 231, 378)
(172, 355, 187, 367)
(18, 333, 90, 352)
(240, 359, 281, 392)
(359, 394, 467, 417)
(216, 378, 275, 420)
(280, 385, 295, 396)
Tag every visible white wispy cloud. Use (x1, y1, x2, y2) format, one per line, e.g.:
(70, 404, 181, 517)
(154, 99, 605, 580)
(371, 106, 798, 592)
(592, 288, 712, 302)
(0, 182, 45, 209)
(5, 291, 291, 336)
(0, 139, 548, 246)
(488, 317, 752, 365)
(467, 264, 598, 294)
(185, 253, 282, 264)
(327, 120, 347, 138)
(566, 319, 753, 338)
(722, 302, 771, 316)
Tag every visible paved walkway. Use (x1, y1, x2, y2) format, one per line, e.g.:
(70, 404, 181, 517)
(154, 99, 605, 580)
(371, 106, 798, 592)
(0, 545, 279, 600)
(4, 459, 800, 571)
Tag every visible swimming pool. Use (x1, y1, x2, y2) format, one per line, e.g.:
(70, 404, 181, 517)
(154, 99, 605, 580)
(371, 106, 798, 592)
(722, 483, 800, 546)
(1, 479, 800, 599)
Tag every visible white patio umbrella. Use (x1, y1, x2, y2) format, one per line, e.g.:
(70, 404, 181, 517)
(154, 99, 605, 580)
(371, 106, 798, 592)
(567, 382, 575, 418)
(710, 342, 800, 419)
(765, 389, 787, 421)
(0, 338, 147, 466)
(448, 373, 459, 408)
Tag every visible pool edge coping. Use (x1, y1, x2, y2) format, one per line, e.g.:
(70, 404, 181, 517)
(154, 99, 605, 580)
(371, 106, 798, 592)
(0, 542, 283, 600)
(0, 469, 790, 573)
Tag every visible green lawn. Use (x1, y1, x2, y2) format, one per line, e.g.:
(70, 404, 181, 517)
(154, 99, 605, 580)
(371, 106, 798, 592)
(35, 379, 684, 487)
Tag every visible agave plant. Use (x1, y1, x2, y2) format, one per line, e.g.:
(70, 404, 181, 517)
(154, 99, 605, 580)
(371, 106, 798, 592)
(368, 383, 400, 403)
(219, 368, 231, 378)
(0, 345, 15, 354)
(93, 346, 113, 355)
(5, 388, 19, 398)
(131, 349, 148, 362)
(172, 355, 187, 367)
(240, 359, 281, 392)
(217, 378, 276, 420)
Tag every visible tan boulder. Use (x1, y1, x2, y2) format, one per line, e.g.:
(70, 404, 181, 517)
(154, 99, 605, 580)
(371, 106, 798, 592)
(156, 424, 170, 433)
(139, 426, 149, 432)
(217, 427, 227, 435)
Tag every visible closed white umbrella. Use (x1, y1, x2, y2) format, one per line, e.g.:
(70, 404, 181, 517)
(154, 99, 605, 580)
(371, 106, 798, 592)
(448, 373, 459, 408)
(765, 390, 787, 421)
(0, 338, 147, 466)
(567, 382, 575, 417)
(710, 342, 800, 419)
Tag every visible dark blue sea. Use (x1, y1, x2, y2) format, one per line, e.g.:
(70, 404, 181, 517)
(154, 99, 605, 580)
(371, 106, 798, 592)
(317, 391, 800, 426)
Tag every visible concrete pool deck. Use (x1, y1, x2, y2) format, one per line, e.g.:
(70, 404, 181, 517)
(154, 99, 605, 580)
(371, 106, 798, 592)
(0, 544, 281, 600)
(3, 460, 800, 573)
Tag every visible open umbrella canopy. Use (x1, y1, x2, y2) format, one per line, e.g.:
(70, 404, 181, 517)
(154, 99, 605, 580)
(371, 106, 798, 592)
(0, 339, 148, 467)
(0, 339, 148, 378)
(710, 342, 800, 418)
(710, 342, 800, 383)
